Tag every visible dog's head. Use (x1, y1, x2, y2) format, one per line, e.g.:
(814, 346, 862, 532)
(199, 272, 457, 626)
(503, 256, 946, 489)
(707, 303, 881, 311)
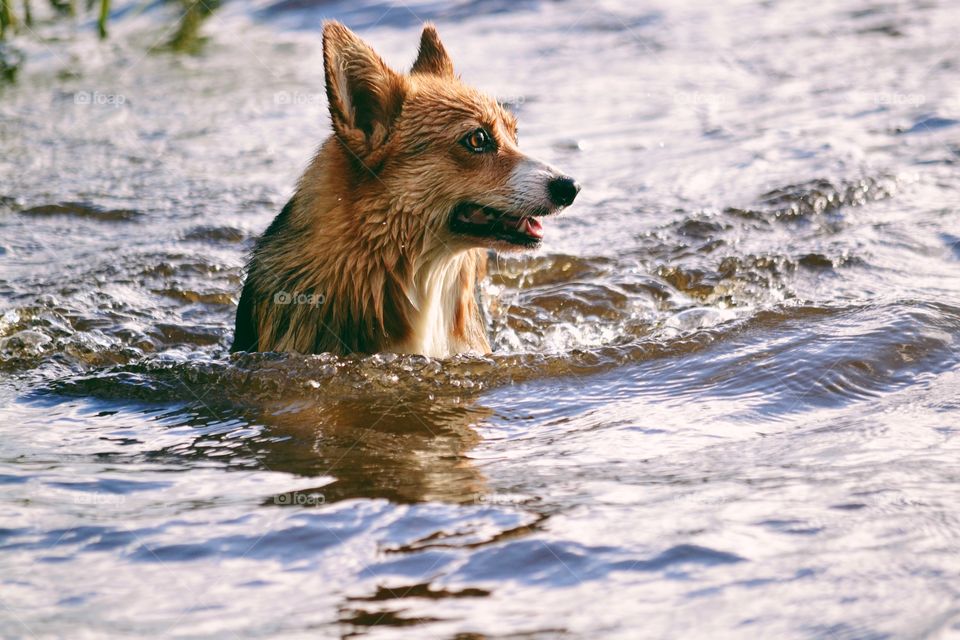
(322, 21, 579, 252)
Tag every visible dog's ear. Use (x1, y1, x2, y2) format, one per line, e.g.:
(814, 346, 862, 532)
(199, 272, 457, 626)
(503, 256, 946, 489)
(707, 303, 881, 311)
(323, 21, 405, 158)
(411, 24, 454, 76)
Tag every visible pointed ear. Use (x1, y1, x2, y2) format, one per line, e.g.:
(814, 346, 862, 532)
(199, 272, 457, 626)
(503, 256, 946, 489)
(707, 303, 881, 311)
(323, 21, 406, 157)
(411, 24, 454, 76)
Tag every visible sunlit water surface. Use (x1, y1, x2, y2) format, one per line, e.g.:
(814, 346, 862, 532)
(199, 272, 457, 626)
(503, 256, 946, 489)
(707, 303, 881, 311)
(2, 0, 960, 637)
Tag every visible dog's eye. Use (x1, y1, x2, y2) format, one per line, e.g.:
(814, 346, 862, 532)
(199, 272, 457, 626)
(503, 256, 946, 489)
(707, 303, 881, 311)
(461, 128, 494, 153)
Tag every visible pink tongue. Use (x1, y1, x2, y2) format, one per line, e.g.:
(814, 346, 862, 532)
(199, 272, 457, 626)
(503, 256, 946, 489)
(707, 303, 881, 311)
(521, 216, 544, 239)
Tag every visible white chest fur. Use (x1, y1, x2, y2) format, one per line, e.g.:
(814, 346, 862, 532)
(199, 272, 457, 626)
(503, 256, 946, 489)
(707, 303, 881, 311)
(391, 252, 471, 358)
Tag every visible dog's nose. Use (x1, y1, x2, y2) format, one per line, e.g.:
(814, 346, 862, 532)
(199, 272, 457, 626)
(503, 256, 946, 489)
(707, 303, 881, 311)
(548, 176, 581, 207)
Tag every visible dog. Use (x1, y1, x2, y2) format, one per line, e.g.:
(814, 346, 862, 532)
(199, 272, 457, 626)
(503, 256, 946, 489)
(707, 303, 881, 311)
(231, 21, 579, 357)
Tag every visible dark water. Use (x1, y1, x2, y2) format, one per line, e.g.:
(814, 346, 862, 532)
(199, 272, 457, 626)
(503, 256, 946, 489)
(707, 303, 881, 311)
(2, 0, 960, 637)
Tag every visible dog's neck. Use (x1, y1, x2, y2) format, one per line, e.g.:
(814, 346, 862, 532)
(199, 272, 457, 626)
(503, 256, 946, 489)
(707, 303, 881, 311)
(390, 249, 479, 358)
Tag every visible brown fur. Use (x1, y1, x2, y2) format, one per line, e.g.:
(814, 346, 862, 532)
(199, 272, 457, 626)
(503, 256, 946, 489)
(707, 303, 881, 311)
(233, 22, 563, 357)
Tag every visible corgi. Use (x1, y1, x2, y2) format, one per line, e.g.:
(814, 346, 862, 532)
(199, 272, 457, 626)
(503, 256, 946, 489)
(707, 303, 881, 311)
(231, 21, 579, 357)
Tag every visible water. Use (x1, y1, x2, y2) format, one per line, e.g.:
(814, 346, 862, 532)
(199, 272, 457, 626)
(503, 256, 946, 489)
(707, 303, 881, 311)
(2, 0, 960, 637)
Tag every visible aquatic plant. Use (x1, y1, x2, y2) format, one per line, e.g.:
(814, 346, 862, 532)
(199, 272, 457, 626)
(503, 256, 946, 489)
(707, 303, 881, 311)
(166, 0, 220, 53)
(0, 0, 219, 77)
(0, 0, 111, 39)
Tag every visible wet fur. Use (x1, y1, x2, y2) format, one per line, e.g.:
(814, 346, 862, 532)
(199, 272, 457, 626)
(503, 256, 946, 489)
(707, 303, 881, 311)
(233, 22, 548, 357)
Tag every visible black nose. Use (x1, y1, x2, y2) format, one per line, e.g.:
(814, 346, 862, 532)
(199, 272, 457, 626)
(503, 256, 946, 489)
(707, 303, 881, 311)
(548, 176, 580, 207)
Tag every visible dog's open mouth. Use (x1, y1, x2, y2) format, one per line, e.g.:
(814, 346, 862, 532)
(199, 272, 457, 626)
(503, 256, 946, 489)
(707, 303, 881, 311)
(449, 203, 545, 247)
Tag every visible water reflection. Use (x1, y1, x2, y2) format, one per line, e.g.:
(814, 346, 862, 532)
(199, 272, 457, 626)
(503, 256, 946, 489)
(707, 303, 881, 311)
(251, 394, 490, 505)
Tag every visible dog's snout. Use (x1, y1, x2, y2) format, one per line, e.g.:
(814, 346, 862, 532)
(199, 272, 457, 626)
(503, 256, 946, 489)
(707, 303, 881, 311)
(548, 176, 580, 207)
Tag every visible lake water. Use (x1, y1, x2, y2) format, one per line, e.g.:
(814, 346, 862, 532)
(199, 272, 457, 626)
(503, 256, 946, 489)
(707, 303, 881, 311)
(2, 0, 960, 637)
